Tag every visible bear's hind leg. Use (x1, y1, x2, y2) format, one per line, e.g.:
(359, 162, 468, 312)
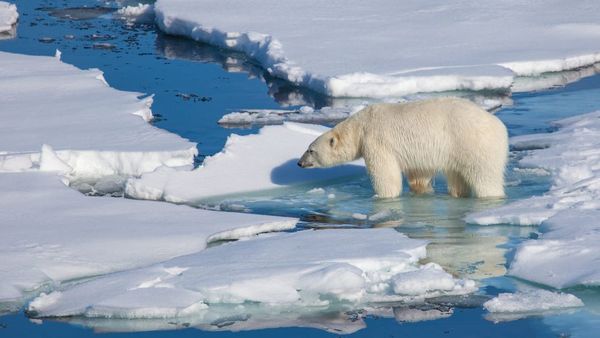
(364, 153, 402, 198)
(446, 170, 470, 198)
(407, 169, 434, 194)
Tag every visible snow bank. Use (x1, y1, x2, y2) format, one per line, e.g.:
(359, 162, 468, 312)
(154, 0, 600, 97)
(483, 290, 583, 322)
(28, 229, 475, 319)
(126, 122, 365, 203)
(467, 111, 600, 288)
(0, 51, 196, 178)
(0, 1, 17, 34)
(0, 172, 297, 306)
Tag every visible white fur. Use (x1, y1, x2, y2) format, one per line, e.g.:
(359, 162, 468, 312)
(299, 97, 508, 198)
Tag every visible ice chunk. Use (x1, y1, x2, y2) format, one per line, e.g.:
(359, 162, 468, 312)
(0, 52, 196, 178)
(116, 4, 155, 24)
(0, 1, 17, 34)
(27, 228, 476, 319)
(0, 172, 297, 306)
(154, 0, 600, 97)
(218, 106, 355, 127)
(126, 123, 365, 203)
(484, 290, 583, 322)
(392, 263, 476, 297)
(466, 110, 600, 288)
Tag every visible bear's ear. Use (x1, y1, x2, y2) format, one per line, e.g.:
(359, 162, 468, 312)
(329, 133, 339, 148)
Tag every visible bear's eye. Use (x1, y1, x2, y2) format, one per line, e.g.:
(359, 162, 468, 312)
(308, 149, 315, 154)
(329, 137, 335, 147)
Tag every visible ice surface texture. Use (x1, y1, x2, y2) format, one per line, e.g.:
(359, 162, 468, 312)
(154, 0, 600, 97)
(0, 51, 196, 178)
(28, 229, 475, 319)
(467, 111, 600, 288)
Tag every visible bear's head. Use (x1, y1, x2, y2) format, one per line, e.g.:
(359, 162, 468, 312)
(298, 129, 357, 168)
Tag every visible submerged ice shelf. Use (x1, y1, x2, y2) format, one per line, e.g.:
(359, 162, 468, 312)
(27, 229, 475, 319)
(154, 0, 600, 97)
(467, 111, 600, 288)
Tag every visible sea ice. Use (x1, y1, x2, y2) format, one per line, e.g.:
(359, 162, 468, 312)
(116, 3, 155, 24)
(0, 51, 196, 178)
(484, 289, 583, 322)
(0, 1, 17, 34)
(27, 229, 475, 319)
(0, 172, 297, 307)
(125, 122, 365, 203)
(466, 110, 600, 288)
(218, 106, 358, 127)
(154, 0, 600, 97)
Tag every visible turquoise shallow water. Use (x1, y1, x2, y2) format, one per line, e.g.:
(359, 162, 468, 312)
(2, 0, 600, 337)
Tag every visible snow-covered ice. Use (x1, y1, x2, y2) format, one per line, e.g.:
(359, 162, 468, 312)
(0, 1, 17, 34)
(154, 0, 600, 97)
(0, 51, 196, 178)
(467, 111, 600, 288)
(126, 122, 365, 203)
(484, 290, 583, 322)
(27, 229, 475, 319)
(0, 172, 296, 307)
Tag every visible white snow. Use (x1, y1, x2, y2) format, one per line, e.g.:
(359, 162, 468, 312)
(0, 51, 297, 309)
(484, 290, 583, 321)
(27, 229, 475, 319)
(125, 122, 365, 203)
(466, 111, 600, 288)
(154, 0, 600, 97)
(0, 51, 196, 179)
(0, 1, 17, 34)
(0, 172, 296, 306)
(116, 4, 155, 24)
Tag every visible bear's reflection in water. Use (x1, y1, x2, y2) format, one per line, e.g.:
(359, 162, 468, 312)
(212, 169, 543, 282)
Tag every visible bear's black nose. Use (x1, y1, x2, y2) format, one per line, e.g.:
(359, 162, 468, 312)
(297, 161, 303, 167)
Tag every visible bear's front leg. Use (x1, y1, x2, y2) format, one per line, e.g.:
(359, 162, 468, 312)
(407, 169, 434, 194)
(364, 152, 402, 198)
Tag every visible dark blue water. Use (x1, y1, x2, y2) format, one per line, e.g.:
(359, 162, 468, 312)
(2, 0, 600, 337)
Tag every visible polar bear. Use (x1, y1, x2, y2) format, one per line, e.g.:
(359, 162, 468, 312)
(298, 97, 508, 198)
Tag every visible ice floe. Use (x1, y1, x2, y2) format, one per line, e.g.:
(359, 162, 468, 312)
(0, 51, 196, 178)
(126, 122, 365, 203)
(484, 290, 583, 322)
(467, 110, 600, 288)
(154, 0, 600, 97)
(27, 229, 475, 319)
(218, 106, 360, 127)
(0, 172, 296, 308)
(0, 1, 17, 36)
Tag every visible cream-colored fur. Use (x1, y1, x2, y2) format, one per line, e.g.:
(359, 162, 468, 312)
(298, 97, 508, 198)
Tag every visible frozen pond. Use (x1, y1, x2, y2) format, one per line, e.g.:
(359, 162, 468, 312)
(1, 0, 600, 337)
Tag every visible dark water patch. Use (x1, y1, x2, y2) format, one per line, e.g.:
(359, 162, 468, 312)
(41, 6, 116, 21)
